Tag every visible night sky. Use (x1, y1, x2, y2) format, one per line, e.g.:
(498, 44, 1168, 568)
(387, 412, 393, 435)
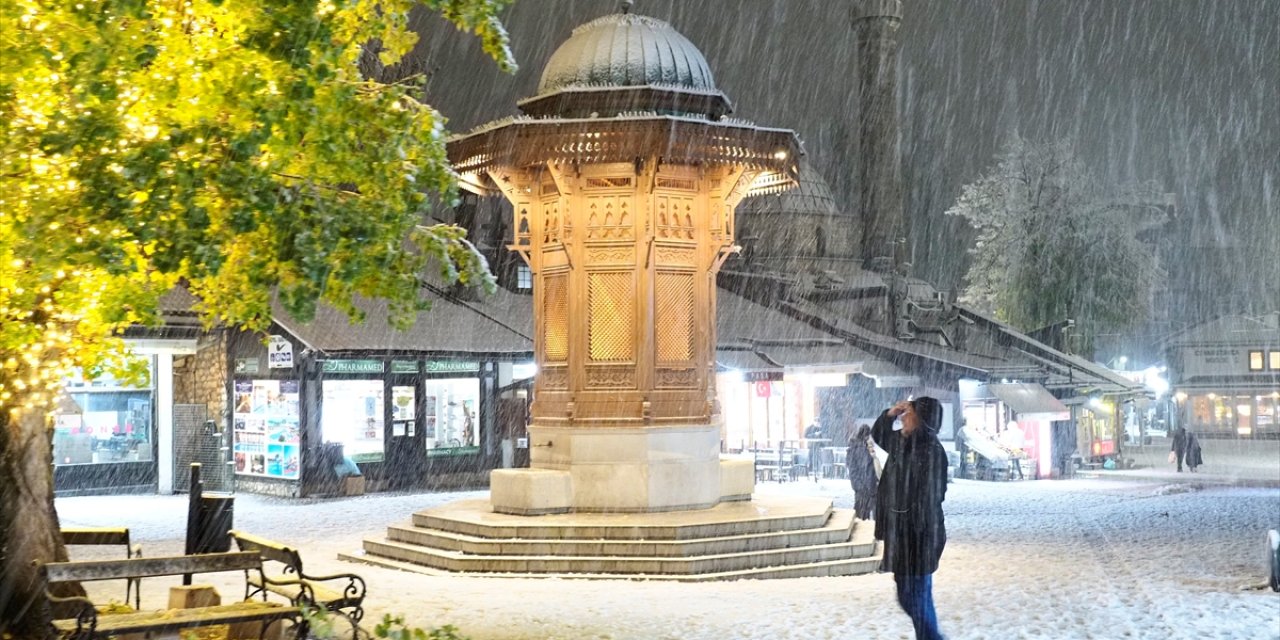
(398, 0, 1278, 340)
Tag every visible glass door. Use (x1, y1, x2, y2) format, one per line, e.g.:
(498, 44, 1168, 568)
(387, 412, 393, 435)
(386, 375, 424, 486)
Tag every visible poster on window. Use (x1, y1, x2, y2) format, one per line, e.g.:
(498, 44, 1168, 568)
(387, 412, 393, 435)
(232, 379, 301, 479)
(423, 378, 480, 453)
(321, 379, 385, 463)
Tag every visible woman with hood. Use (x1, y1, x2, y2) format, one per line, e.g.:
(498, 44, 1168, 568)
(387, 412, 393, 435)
(871, 397, 949, 640)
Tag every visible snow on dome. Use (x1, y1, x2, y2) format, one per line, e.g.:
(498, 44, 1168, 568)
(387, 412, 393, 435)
(537, 13, 717, 96)
(739, 158, 845, 218)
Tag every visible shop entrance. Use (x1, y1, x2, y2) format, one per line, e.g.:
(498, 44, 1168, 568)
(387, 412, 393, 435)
(386, 375, 425, 487)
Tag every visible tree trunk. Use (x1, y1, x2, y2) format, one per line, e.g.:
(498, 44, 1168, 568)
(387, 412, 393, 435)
(1, 406, 76, 638)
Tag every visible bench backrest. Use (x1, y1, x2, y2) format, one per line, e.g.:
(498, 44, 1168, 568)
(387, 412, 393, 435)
(229, 530, 304, 574)
(61, 527, 131, 548)
(44, 551, 261, 584)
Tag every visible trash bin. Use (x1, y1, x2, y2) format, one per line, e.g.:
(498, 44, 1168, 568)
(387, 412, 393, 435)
(193, 492, 234, 553)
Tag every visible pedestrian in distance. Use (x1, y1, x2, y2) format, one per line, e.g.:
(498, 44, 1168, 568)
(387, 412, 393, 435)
(846, 423, 879, 520)
(1171, 426, 1188, 472)
(1185, 431, 1203, 472)
(871, 397, 949, 640)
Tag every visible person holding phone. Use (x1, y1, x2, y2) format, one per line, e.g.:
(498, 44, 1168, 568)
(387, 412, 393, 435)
(871, 397, 949, 640)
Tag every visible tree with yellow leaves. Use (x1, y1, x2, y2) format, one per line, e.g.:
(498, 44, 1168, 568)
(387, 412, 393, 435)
(0, 0, 515, 632)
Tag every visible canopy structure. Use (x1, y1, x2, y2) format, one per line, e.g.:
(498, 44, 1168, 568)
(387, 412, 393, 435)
(986, 383, 1071, 421)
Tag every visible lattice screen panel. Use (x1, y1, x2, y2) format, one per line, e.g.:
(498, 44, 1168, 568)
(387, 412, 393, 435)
(655, 272, 695, 362)
(588, 272, 635, 362)
(543, 274, 569, 361)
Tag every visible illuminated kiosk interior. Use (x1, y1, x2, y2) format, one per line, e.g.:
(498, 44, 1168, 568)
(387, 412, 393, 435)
(449, 10, 801, 514)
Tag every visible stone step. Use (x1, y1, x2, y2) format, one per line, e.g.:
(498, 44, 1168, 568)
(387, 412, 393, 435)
(410, 497, 834, 541)
(357, 519, 876, 576)
(387, 509, 857, 557)
(338, 548, 882, 582)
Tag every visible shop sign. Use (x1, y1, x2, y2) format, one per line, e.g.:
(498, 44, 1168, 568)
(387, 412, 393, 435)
(427, 445, 481, 457)
(267, 335, 293, 369)
(742, 370, 784, 382)
(425, 360, 480, 373)
(322, 359, 385, 374)
(391, 361, 419, 374)
(235, 358, 260, 374)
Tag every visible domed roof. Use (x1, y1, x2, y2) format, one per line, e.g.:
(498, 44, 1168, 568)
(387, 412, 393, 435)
(537, 13, 717, 95)
(739, 158, 845, 218)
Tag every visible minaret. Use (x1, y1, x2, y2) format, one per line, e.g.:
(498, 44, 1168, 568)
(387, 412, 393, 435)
(852, 0, 904, 271)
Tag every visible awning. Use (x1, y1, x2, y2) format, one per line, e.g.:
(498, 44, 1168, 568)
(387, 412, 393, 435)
(987, 383, 1070, 421)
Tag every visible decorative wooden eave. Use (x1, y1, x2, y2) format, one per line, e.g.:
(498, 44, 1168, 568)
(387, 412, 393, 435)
(517, 84, 735, 120)
(447, 114, 802, 195)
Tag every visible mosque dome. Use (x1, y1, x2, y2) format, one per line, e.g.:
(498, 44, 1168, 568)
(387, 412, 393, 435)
(738, 159, 859, 265)
(518, 11, 733, 119)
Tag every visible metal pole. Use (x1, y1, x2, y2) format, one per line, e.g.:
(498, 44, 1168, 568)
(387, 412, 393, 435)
(183, 462, 202, 585)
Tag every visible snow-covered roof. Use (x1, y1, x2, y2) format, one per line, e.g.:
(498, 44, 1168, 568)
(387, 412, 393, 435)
(1166, 313, 1280, 348)
(538, 13, 717, 96)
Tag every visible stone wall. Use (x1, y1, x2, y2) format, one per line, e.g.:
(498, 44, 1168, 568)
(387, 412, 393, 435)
(174, 329, 228, 428)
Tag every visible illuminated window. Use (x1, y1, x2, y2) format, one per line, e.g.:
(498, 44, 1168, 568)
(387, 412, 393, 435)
(1271, 351, 1280, 370)
(517, 265, 532, 290)
(1249, 350, 1264, 371)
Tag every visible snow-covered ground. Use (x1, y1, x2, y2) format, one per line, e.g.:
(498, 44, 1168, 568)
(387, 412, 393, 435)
(57, 476, 1280, 640)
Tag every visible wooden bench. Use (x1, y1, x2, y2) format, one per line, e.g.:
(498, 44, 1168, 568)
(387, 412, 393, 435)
(61, 527, 142, 610)
(42, 551, 313, 639)
(230, 530, 367, 623)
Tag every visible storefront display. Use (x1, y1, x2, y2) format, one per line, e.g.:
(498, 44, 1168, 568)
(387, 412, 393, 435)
(53, 358, 154, 466)
(1184, 392, 1280, 436)
(423, 378, 480, 452)
(321, 379, 385, 462)
(232, 379, 301, 478)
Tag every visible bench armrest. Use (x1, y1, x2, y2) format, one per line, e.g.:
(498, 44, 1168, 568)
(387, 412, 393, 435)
(299, 571, 367, 602)
(258, 574, 318, 608)
(47, 593, 98, 635)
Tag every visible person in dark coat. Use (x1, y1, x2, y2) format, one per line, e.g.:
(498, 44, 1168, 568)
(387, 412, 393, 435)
(871, 397, 949, 640)
(1171, 426, 1188, 472)
(1184, 432, 1203, 472)
(846, 424, 878, 520)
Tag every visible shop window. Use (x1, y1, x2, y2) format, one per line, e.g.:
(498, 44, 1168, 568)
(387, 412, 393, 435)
(53, 357, 154, 466)
(321, 379, 385, 463)
(1257, 394, 1278, 432)
(232, 379, 301, 478)
(1235, 396, 1254, 436)
(1249, 350, 1264, 371)
(423, 378, 480, 451)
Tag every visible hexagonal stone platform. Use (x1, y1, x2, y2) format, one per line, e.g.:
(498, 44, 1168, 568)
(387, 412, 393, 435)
(340, 495, 880, 581)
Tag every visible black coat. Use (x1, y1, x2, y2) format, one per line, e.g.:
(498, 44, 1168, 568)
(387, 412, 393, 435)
(1185, 433, 1204, 467)
(871, 409, 948, 576)
(846, 437, 878, 495)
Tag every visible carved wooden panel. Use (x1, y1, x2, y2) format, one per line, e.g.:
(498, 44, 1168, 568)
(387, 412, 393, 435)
(585, 365, 635, 389)
(656, 368, 698, 388)
(656, 177, 696, 191)
(655, 245, 696, 267)
(655, 272, 695, 362)
(656, 195, 696, 240)
(543, 274, 569, 362)
(587, 246, 634, 265)
(585, 196, 633, 240)
(542, 200, 561, 244)
(588, 272, 635, 362)
(585, 176, 633, 189)
(541, 366, 568, 390)
(515, 205, 532, 247)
